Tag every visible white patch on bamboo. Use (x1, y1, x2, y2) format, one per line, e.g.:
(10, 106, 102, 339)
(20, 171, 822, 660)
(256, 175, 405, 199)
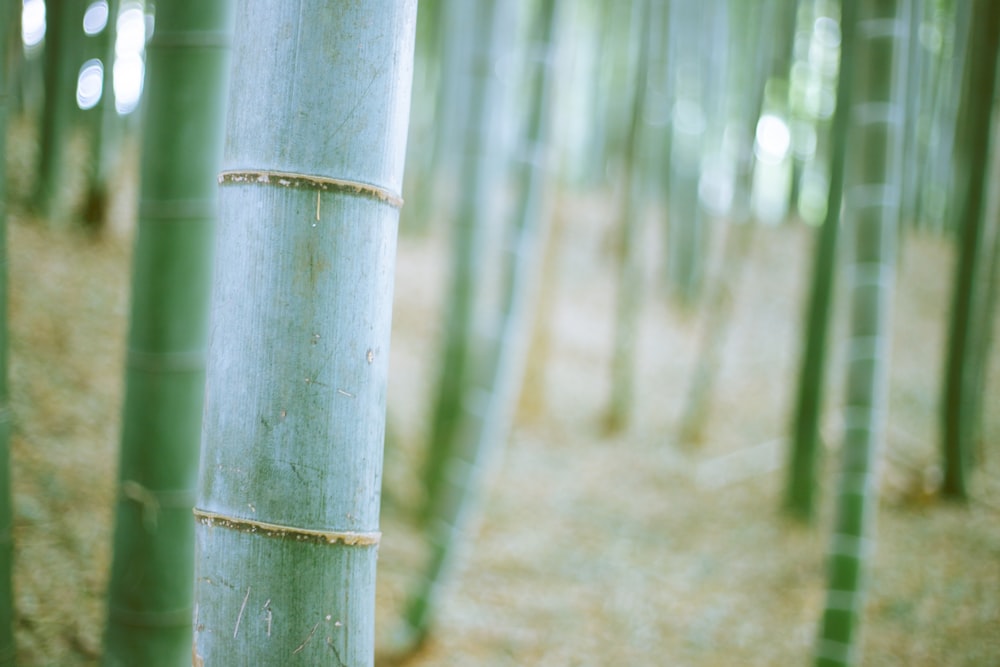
(830, 532, 874, 558)
(824, 589, 863, 612)
(815, 637, 855, 665)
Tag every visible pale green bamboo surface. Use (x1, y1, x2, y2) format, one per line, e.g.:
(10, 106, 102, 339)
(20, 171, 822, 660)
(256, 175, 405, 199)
(193, 2, 416, 664)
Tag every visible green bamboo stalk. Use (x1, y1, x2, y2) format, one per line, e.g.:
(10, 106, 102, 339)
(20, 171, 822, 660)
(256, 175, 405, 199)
(898, 0, 923, 228)
(664, 0, 707, 305)
(965, 99, 1000, 470)
(605, 0, 652, 433)
(675, 0, 777, 446)
(815, 2, 909, 665)
(421, 0, 474, 231)
(399, 0, 561, 651)
(421, 0, 512, 527)
(0, 0, 15, 662)
(785, 0, 857, 522)
(33, 0, 84, 223)
(583, 0, 615, 186)
(82, 0, 121, 230)
(938, 0, 1000, 500)
(192, 3, 416, 664)
(102, 4, 233, 665)
(400, 0, 445, 233)
(918, 0, 970, 232)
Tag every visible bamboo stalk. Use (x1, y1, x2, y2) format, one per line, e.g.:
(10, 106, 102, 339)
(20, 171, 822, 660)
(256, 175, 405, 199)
(33, 0, 84, 223)
(102, 4, 234, 665)
(785, 0, 858, 521)
(421, 0, 512, 527)
(815, 2, 909, 665)
(192, 3, 416, 664)
(400, 0, 563, 652)
(0, 0, 15, 661)
(605, 0, 652, 433)
(939, 0, 1000, 500)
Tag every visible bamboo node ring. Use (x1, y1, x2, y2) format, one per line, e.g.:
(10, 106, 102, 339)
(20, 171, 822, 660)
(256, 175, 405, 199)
(218, 170, 403, 208)
(192, 508, 381, 546)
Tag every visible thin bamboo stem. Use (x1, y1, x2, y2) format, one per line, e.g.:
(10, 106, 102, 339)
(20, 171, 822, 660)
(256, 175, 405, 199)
(815, 3, 909, 665)
(102, 4, 234, 665)
(0, 0, 14, 661)
(785, 0, 858, 521)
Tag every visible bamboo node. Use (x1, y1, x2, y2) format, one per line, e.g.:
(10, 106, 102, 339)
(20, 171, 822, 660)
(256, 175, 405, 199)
(192, 508, 381, 546)
(218, 170, 404, 208)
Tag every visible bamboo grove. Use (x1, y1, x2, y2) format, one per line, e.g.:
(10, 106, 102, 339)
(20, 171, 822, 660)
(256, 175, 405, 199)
(0, 0, 998, 664)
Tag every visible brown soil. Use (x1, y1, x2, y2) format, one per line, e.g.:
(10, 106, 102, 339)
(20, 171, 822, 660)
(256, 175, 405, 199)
(6, 176, 999, 665)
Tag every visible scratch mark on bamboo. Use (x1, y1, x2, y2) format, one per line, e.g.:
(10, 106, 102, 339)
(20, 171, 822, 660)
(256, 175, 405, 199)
(193, 508, 381, 545)
(263, 599, 272, 637)
(316, 191, 321, 221)
(327, 634, 347, 666)
(218, 170, 403, 208)
(292, 621, 320, 655)
(234, 586, 251, 638)
(337, 388, 355, 398)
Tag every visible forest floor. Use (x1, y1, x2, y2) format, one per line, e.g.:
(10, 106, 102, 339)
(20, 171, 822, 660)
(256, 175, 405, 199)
(5, 161, 1000, 664)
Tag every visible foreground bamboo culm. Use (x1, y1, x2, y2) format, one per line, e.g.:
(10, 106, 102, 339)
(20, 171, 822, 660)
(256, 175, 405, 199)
(191, 2, 417, 665)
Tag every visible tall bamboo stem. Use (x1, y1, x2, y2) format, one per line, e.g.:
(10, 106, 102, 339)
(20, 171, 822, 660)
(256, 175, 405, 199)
(815, 2, 909, 665)
(0, 0, 15, 661)
(939, 0, 1000, 500)
(193, 3, 416, 664)
(102, 4, 234, 665)
(605, 0, 652, 433)
(401, 0, 562, 651)
(785, 0, 857, 521)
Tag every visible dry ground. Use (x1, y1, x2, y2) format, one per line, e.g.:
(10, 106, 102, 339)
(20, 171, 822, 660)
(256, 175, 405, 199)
(5, 173, 999, 665)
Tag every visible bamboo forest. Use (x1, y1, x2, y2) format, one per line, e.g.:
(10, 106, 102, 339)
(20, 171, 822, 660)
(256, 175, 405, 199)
(0, 0, 997, 664)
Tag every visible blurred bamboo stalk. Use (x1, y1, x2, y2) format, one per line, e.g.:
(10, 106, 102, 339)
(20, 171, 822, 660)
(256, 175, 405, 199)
(815, 1, 909, 665)
(102, 3, 233, 665)
(0, 0, 15, 662)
